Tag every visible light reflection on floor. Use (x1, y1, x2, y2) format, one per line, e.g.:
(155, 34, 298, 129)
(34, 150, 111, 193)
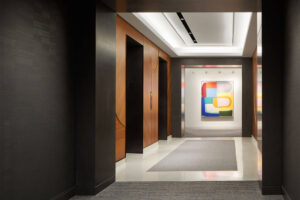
(116, 137, 262, 181)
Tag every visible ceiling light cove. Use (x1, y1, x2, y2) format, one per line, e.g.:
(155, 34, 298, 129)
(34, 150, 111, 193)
(133, 12, 253, 57)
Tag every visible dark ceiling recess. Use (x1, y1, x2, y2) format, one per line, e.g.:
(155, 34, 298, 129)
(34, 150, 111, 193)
(176, 12, 197, 43)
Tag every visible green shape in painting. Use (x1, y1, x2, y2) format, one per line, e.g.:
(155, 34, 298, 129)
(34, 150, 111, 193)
(219, 111, 232, 116)
(204, 97, 213, 104)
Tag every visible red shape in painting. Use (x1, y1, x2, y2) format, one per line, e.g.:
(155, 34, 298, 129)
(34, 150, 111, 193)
(206, 82, 217, 88)
(202, 83, 207, 97)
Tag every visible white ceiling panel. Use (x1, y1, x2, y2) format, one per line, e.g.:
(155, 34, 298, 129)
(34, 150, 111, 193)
(164, 13, 194, 45)
(182, 13, 234, 46)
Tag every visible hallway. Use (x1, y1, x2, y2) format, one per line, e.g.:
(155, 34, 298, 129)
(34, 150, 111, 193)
(116, 137, 262, 181)
(1, 0, 298, 199)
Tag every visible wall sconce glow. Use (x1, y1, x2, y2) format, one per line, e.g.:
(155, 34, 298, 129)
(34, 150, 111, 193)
(133, 12, 253, 57)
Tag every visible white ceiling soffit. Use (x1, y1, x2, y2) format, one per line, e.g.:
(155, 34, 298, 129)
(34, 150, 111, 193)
(257, 12, 262, 57)
(118, 13, 177, 57)
(243, 13, 257, 57)
(133, 12, 253, 57)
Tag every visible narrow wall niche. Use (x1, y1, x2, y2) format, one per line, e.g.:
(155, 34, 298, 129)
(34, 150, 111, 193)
(126, 36, 144, 153)
(159, 57, 168, 140)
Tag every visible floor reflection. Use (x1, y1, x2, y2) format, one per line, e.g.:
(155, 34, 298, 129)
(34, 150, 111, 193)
(116, 136, 262, 181)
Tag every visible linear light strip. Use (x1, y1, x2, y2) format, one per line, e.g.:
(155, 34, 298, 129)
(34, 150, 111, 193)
(176, 12, 197, 43)
(163, 13, 187, 44)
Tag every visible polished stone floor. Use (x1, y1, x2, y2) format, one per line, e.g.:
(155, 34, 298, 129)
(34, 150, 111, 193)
(116, 136, 262, 181)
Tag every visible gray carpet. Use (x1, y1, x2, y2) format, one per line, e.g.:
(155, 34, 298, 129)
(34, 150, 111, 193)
(149, 140, 237, 171)
(71, 181, 283, 200)
(184, 128, 242, 137)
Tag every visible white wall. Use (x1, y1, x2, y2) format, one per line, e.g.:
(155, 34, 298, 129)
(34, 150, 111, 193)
(185, 68, 242, 130)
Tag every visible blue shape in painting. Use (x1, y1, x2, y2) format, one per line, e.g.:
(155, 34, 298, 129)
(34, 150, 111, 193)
(202, 97, 219, 117)
(206, 88, 217, 97)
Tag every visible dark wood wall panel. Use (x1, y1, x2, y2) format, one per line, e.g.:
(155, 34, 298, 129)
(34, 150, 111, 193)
(115, 120, 126, 161)
(148, 40, 159, 147)
(143, 40, 155, 148)
(115, 16, 171, 160)
(115, 17, 127, 161)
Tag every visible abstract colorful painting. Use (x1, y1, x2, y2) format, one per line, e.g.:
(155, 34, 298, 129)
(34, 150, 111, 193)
(201, 81, 234, 117)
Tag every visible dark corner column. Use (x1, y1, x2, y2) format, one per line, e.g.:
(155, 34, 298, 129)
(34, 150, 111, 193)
(71, 0, 96, 194)
(261, 0, 284, 194)
(282, 0, 300, 199)
(74, 0, 116, 195)
(95, 1, 116, 193)
(170, 59, 182, 137)
(242, 58, 253, 137)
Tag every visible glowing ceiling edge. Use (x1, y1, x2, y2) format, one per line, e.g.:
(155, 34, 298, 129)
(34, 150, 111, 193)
(133, 12, 252, 56)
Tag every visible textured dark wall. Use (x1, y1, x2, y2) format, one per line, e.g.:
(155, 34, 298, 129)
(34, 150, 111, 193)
(0, 0, 116, 199)
(0, 0, 75, 199)
(282, 0, 300, 199)
(261, 0, 284, 195)
(171, 58, 253, 138)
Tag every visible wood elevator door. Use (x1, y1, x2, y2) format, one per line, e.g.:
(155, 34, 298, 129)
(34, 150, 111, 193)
(143, 40, 159, 148)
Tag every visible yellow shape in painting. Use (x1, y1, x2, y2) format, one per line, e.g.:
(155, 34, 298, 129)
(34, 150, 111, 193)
(257, 106, 262, 112)
(212, 97, 218, 108)
(214, 93, 233, 111)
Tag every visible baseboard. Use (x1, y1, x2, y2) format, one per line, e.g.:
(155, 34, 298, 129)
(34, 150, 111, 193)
(262, 185, 282, 195)
(116, 158, 126, 167)
(172, 135, 182, 138)
(282, 186, 292, 200)
(51, 186, 76, 200)
(76, 175, 115, 195)
(94, 175, 115, 194)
